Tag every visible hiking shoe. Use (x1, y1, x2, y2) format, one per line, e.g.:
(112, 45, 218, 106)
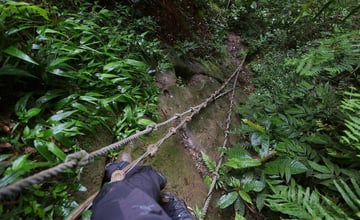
(160, 192, 194, 220)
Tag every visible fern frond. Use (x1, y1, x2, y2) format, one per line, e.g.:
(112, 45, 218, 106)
(263, 159, 308, 183)
(333, 178, 360, 213)
(266, 179, 350, 219)
(341, 90, 360, 152)
(201, 152, 216, 173)
(292, 31, 360, 77)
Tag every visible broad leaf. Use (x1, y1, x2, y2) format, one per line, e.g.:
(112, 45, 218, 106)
(225, 158, 262, 169)
(34, 140, 55, 162)
(12, 154, 30, 171)
(137, 118, 154, 126)
(217, 191, 238, 209)
(47, 142, 66, 161)
(24, 108, 42, 119)
(238, 190, 252, 204)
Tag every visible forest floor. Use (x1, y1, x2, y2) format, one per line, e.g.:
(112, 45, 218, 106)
(73, 31, 252, 219)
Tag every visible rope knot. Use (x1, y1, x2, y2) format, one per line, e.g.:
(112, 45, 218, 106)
(147, 123, 157, 131)
(147, 144, 159, 157)
(169, 127, 176, 135)
(65, 150, 89, 167)
(190, 107, 196, 112)
(185, 116, 192, 122)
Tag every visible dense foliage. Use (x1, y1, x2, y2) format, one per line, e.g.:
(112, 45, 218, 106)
(1, 0, 360, 219)
(0, 1, 165, 218)
(202, 0, 360, 219)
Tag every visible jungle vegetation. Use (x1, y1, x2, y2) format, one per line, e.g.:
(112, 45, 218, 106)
(0, 0, 359, 219)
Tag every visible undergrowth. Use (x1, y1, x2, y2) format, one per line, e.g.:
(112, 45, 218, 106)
(202, 0, 360, 219)
(0, 1, 167, 218)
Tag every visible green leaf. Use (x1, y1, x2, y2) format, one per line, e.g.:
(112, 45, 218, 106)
(243, 180, 266, 192)
(47, 142, 66, 162)
(15, 93, 32, 114)
(242, 119, 265, 133)
(235, 213, 246, 220)
(308, 161, 331, 173)
(137, 118, 154, 126)
(256, 191, 267, 211)
(238, 190, 252, 204)
(217, 191, 238, 209)
(0, 172, 23, 188)
(12, 154, 30, 171)
(333, 179, 359, 211)
(71, 102, 91, 114)
(0, 154, 12, 162)
(48, 110, 77, 122)
(0, 65, 37, 78)
(23, 126, 31, 138)
(24, 108, 42, 119)
(49, 57, 74, 68)
(225, 158, 262, 169)
(34, 140, 55, 162)
(223, 147, 252, 159)
(50, 122, 74, 135)
(250, 132, 262, 146)
(3, 46, 39, 65)
(264, 159, 308, 179)
(36, 90, 64, 106)
(234, 198, 245, 216)
(201, 152, 216, 172)
(124, 59, 147, 69)
(103, 61, 124, 72)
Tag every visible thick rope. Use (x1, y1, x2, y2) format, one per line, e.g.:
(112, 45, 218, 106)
(200, 58, 245, 220)
(0, 65, 240, 200)
(66, 66, 243, 219)
(0, 151, 83, 198)
(111, 65, 244, 178)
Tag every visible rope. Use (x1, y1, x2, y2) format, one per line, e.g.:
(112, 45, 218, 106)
(112, 64, 244, 179)
(200, 58, 245, 220)
(66, 65, 244, 219)
(0, 65, 240, 200)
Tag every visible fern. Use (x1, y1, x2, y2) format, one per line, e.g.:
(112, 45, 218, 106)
(341, 90, 360, 153)
(263, 158, 308, 183)
(266, 179, 350, 219)
(288, 31, 360, 77)
(333, 178, 360, 214)
(201, 152, 217, 173)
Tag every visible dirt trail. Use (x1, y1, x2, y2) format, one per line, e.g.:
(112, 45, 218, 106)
(74, 33, 249, 219)
(129, 33, 249, 218)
